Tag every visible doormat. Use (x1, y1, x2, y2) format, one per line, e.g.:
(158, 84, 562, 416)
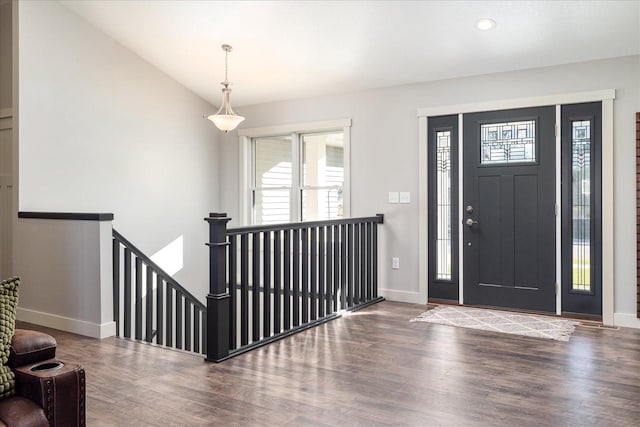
(411, 306, 579, 341)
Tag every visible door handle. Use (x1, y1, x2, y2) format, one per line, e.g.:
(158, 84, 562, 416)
(465, 218, 478, 227)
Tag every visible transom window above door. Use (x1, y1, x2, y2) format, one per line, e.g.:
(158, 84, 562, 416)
(480, 120, 536, 164)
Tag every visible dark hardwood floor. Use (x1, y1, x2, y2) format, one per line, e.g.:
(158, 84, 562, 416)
(18, 302, 640, 426)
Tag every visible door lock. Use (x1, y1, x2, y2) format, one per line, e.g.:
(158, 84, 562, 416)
(465, 205, 474, 214)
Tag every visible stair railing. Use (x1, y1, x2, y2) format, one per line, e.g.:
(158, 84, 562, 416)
(205, 213, 384, 362)
(112, 229, 206, 354)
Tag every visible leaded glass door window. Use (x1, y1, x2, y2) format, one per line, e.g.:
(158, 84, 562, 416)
(436, 131, 452, 280)
(480, 121, 536, 164)
(571, 120, 591, 292)
(428, 115, 459, 301)
(561, 102, 602, 316)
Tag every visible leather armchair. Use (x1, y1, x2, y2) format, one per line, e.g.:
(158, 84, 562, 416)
(0, 329, 85, 426)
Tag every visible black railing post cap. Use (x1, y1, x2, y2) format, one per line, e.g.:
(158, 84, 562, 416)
(205, 213, 232, 222)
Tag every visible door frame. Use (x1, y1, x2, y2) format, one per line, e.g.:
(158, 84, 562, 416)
(417, 89, 615, 325)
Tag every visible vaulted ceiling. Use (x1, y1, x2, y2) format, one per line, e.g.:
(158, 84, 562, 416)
(61, 0, 640, 107)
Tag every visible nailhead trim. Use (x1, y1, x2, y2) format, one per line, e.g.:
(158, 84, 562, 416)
(79, 369, 86, 425)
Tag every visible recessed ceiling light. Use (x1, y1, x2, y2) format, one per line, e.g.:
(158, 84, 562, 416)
(476, 18, 496, 31)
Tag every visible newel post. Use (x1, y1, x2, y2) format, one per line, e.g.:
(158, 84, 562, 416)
(205, 212, 231, 362)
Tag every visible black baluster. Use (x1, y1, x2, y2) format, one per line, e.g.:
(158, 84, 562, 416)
(263, 231, 271, 338)
(145, 266, 153, 342)
(273, 230, 281, 334)
(176, 292, 183, 349)
(156, 277, 163, 345)
(318, 226, 325, 318)
(361, 222, 367, 304)
(123, 248, 131, 338)
(293, 228, 300, 327)
(185, 301, 191, 351)
(228, 235, 237, 350)
(326, 226, 333, 315)
(373, 222, 378, 298)
(302, 228, 309, 324)
(202, 311, 207, 355)
(341, 224, 347, 310)
(252, 232, 261, 342)
(166, 285, 173, 346)
(135, 257, 142, 340)
(194, 308, 200, 353)
(112, 239, 120, 334)
(310, 227, 317, 321)
(366, 222, 372, 301)
(334, 225, 340, 312)
(353, 223, 360, 307)
(284, 229, 291, 330)
(240, 234, 249, 346)
(346, 224, 353, 308)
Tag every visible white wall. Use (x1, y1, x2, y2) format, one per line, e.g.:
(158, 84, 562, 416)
(17, 1, 219, 309)
(219, 55, 640, 320)
(14, 218, 115, 338)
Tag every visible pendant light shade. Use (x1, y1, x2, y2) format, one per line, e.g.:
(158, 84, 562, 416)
(208, 114, 245, 132)
(207, 44, 245, 133)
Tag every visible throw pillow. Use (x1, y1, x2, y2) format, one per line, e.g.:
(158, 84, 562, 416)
(0, 277, 19, 399)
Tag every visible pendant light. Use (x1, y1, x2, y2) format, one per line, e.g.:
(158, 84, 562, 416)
(207, 44, 245, 132)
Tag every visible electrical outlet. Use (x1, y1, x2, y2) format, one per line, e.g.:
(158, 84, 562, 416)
(388, 192, 399, 204)
(392, 257, 400, 269)
(399, 192, 411, 204)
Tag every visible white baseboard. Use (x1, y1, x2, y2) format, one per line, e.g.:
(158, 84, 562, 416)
(613, 312, 640, 329)
(16, 307, 116, 339)
(379, 289, 422, 304)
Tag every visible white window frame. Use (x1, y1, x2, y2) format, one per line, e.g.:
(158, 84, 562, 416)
(238, 119, 351, 225)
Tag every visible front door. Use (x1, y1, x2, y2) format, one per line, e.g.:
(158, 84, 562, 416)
(462, 106, 556, 312)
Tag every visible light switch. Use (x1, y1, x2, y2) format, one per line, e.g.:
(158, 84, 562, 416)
(392, 257, 400, 269)
(399, 192, 411, 204)
(388, 192, 399, 204)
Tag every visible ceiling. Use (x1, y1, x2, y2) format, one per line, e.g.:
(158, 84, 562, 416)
(61, 1, 640, 107)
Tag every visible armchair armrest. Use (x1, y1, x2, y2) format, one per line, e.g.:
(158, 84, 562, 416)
(15, 360, 86, 426)
(9, 329, 57, 369)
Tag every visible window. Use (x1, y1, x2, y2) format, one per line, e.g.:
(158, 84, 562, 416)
(570, 120, 592, 292)
(247, 123, 349, 225)
(480, 120, 536, 164)
(253, 136, 292, 224)
(435, 130, 452, 280)
(302, 133, 344, 221)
